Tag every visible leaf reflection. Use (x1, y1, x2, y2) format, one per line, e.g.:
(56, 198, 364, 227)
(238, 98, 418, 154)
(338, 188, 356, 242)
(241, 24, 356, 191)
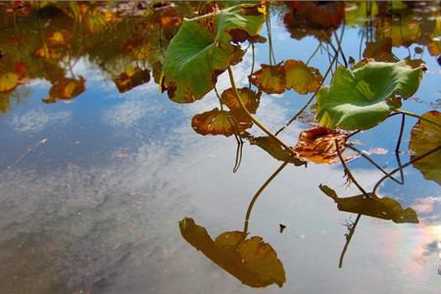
(179, 217, 286, 288)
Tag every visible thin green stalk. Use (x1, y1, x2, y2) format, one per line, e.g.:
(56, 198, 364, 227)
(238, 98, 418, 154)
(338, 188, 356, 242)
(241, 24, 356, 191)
(227, 66, 299, 158)
(243, 161, 289, 233)
(396, 109, 441, 129)
(372, 143, 441, 194)
(275, 51, 338, 136)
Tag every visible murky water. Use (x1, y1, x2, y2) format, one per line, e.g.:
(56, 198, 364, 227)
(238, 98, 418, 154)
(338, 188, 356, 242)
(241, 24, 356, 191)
(0, 2, 440, 293)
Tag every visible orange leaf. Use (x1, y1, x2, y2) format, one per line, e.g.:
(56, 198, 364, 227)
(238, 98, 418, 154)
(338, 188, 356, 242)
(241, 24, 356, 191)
(191, 108, 252, 137)
(221, 87, 260, 114)
(293, 127, 347, 164)
(284, 60, 322, 94)
(249, 64, 286, 94)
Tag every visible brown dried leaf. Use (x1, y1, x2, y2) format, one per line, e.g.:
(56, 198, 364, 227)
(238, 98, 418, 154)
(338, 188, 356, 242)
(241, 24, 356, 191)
(191, 108, 252, 137)
(293, 127, 347, 164)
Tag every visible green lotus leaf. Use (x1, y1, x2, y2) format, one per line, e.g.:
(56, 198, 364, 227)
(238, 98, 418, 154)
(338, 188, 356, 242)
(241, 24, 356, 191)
(409, 111, 441, 185)
(319, 185, 419, 224)
(162, 4, 265, 103)
(316, 61, 424, 130)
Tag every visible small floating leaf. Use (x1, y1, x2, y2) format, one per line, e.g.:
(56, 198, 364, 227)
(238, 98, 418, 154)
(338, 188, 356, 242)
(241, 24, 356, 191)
(293, 127, 347, 164)
(221, 87, 260, 114)
(179, 217, 286, 288)
(409, 111, 441, 185)
(191, 108, 252, 137)
(284, 60, 322, 94)
(249, 64, 286, 94)
(316, 61, 425, 130)
(319, 185, 419, 224)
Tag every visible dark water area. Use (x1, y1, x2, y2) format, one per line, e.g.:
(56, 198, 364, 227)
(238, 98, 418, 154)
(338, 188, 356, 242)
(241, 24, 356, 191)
(0, 1, 440, 293)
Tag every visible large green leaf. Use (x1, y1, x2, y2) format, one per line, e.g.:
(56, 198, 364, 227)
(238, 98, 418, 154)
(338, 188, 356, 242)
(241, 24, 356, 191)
(316, 61, 424, 130)
(162, 4, 265, 103)
(409, 111, 441, 185)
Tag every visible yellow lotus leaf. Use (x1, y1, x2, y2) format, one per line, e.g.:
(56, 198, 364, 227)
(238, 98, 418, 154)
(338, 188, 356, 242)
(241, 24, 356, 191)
(0, 73, 19, 93)
(284, 60, 322, 94)
(179, 217, 286, 288)
(191, 108, 252, 137)
(221, 87, 260, 114)
(249, 64, 286, 94)
(409, 111, 441, 185)
(293, 127, 347, 164)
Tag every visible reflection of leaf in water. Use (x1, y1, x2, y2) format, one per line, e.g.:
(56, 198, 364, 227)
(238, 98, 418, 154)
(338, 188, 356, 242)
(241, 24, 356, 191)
(249, 64, 286, 94)
(363, 38, 398, 62)
(283, 1, 344, 41)
(345, 2, 378, 27)
(316, 61, 425, 130)
(250, 136, 304, 166)
(293, 127, 347, 164)
(319, 185, 419, 223)
(191, 108, 252, 137)
(43, 77, 85, 103)
(221, 87, 260, 114)
(113, 67, 150, 93)
(284, 60, 322, 94)
(409, 111, 441, 185)
(0, 72, 19, 93)
(162, 4, 265, 103)
(179, 217, 286, 288)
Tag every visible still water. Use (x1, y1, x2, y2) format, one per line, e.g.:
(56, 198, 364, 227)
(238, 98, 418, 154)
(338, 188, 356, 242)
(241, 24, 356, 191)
(0, 1, 440, 293)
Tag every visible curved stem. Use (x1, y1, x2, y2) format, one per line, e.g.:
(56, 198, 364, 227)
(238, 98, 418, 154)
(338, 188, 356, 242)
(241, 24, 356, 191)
(275, 52, 338, 136)
(372, 143, 441, 194)
(306, 42, 321, 65)
(347, 145, 403, 185)
(335, 140, 370, 197)
(227, 66, 300, 160)
(249, 42, 255, 89)
(339, 214, 361, 268)
(243, 161, 289, 233)
(396, 109, 441, 129)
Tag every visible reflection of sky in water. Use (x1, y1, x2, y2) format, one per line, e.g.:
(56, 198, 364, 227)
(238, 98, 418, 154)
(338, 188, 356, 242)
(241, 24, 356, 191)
(0, 10, 440, 294)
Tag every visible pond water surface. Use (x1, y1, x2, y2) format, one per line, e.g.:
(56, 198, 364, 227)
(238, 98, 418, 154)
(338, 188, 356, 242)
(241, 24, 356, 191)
(0, 2, 440, 294)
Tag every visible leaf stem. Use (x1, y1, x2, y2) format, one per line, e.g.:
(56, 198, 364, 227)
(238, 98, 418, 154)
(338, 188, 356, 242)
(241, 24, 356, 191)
(339, 214, 361, 268)
(335, 140, 370, 197)
(346, 144, 403, 185)
(372, 143, 441, 194)
(243, 161, 289, 233)
(275, 51, 338, 136)
(396, 109, 441, 129)
(227, 66, 301, 161)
